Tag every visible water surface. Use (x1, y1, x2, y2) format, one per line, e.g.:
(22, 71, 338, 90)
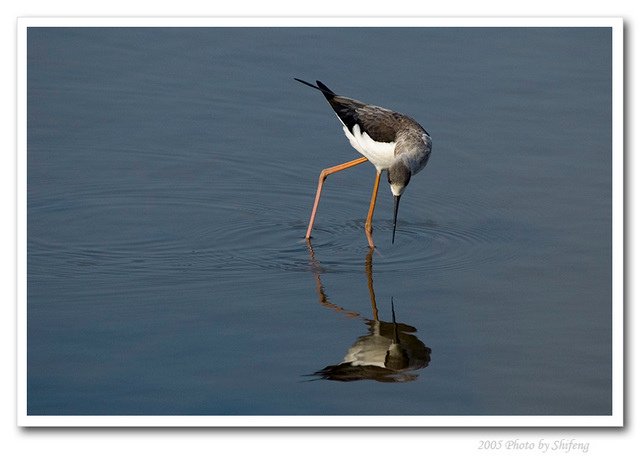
(27, 27, 612, 416)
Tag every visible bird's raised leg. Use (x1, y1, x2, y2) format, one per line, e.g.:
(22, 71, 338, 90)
(364, 170, 382, 248)
(306, 156, 368, 240)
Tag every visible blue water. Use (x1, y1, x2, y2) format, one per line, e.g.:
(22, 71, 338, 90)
(27, 27, 612, 416)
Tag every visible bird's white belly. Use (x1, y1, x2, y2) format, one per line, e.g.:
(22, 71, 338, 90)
(342, 124, 396, 171)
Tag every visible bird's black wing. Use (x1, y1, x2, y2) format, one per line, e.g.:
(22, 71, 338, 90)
(295, 78, 401, 143)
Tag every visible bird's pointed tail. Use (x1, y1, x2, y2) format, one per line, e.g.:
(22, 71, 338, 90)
(294, 78, 337, 101)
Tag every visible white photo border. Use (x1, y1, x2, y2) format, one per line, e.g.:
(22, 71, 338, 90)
(16, 16, 624, 428)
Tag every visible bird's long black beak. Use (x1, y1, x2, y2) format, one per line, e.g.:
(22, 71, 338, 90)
(392, 195, 401, 244)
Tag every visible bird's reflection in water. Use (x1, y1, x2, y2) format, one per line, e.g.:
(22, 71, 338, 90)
(307, 244, 431, 383)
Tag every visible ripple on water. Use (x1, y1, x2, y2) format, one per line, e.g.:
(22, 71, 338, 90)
(196, 189, 522, 276)
(29, 182, 521, 282)
(29, 144, 521, 281)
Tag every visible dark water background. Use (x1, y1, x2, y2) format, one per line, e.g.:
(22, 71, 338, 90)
(27, 27, 612, 416)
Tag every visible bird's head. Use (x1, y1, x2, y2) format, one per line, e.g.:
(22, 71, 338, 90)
(387, 162, 411, 244)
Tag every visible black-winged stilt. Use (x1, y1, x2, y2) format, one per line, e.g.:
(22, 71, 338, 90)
(295, 78, 432, 247)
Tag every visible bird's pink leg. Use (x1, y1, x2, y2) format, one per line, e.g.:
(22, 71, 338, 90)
(364, 170, 382, 248)
(305, 156, 368, 240)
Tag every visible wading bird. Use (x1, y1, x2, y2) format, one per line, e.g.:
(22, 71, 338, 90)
(295, 78, 432, 247)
